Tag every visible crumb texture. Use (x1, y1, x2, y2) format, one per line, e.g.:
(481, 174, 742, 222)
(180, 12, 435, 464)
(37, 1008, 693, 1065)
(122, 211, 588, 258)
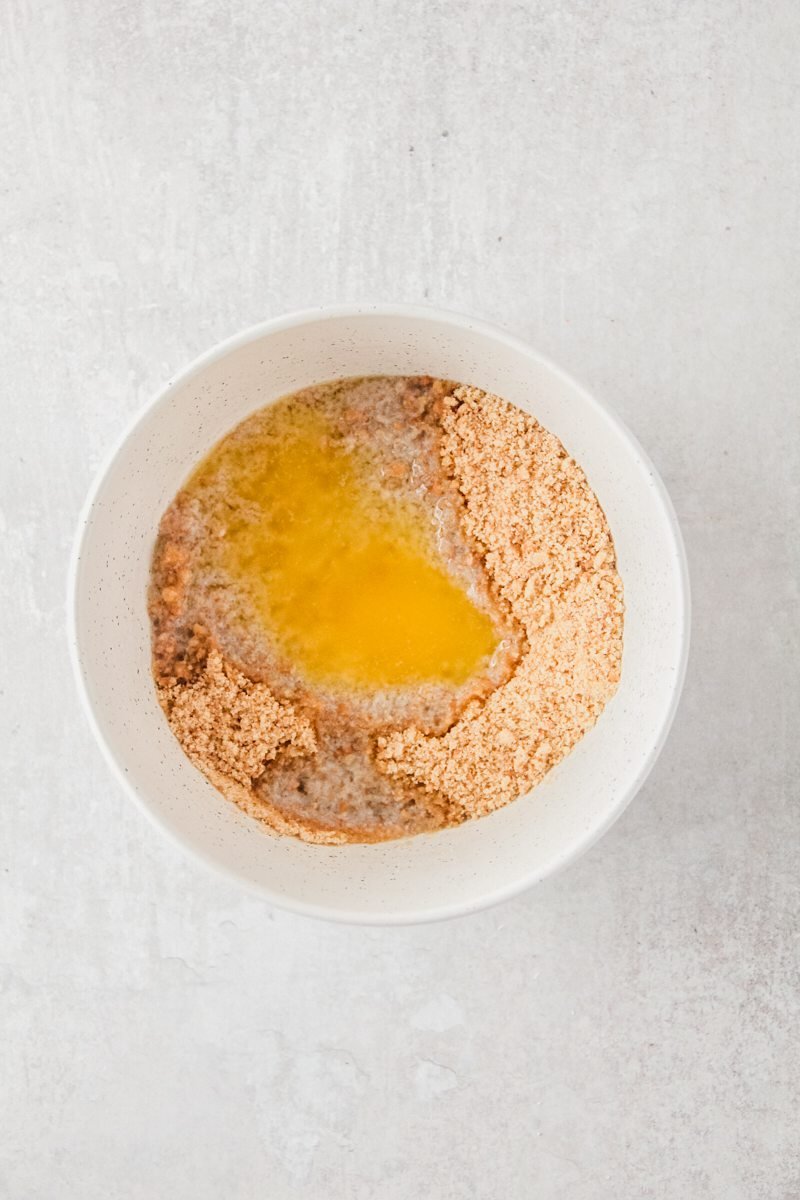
(376, 386, 623, 816)
(161, 647, 316, 789)
(150, 377, 623, 841)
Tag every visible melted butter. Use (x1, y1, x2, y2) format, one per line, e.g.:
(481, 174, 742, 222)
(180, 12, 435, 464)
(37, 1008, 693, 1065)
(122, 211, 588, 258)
(194, 407, 498, 690)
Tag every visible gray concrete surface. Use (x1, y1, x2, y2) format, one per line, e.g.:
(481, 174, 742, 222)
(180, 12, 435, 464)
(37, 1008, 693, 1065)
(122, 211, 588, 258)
(1, 1, 798, 1196)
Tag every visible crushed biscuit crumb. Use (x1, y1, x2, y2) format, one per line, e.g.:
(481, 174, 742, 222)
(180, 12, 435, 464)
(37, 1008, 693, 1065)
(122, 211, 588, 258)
(161, 648, 316, 789)
(150, 378, 623, 842)
(376, 386, 623, 817)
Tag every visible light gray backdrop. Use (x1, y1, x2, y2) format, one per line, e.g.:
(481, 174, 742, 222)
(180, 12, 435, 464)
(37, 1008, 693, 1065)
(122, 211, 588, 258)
(2, 1, 798, 1196)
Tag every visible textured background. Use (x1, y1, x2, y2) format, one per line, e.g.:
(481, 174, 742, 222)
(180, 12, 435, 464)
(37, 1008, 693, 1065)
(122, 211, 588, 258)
(2, 1, 799, 1196)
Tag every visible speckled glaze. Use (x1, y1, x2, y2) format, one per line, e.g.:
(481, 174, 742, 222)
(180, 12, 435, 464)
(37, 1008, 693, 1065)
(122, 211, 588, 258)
(68, 306, 690, 923)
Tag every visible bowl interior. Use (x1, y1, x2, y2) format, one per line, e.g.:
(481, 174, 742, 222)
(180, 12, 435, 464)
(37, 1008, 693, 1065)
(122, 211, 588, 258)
(71, 309, 688, 922)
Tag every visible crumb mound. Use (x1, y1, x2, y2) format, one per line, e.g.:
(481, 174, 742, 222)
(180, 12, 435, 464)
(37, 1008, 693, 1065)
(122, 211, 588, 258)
(376, 386, 623, 816)
(161, 648, 316, 788)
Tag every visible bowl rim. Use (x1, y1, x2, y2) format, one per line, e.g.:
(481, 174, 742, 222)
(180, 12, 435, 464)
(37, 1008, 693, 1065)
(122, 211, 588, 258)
(67, 303, 691, 925)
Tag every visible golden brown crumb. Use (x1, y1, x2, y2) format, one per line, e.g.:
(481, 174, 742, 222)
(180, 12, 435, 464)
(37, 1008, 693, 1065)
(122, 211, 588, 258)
(151, 378, 623, 842)
(160, 648, 316, 788)
(376, 386, 623, 816)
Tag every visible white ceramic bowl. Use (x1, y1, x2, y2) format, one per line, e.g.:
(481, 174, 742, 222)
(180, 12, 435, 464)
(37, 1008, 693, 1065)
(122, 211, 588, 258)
(69, 305, 689, 924)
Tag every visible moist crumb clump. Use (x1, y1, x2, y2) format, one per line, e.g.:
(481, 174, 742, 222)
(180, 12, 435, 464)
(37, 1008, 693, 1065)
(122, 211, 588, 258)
(149, 376, 623, 843)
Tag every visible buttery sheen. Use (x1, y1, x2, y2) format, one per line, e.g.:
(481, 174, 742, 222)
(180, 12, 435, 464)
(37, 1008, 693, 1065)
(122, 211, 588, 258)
(193, 407, 498, 690)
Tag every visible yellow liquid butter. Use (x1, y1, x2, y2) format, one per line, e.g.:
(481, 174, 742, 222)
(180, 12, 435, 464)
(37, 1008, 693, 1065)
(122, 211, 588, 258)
(194, 408, 498, 690)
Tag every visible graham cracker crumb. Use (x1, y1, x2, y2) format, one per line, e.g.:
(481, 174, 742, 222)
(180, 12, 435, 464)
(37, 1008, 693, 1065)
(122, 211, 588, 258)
(160, 648, 316, 789)
(376, 385, 623, 816)
(151, 377, 624, 842)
